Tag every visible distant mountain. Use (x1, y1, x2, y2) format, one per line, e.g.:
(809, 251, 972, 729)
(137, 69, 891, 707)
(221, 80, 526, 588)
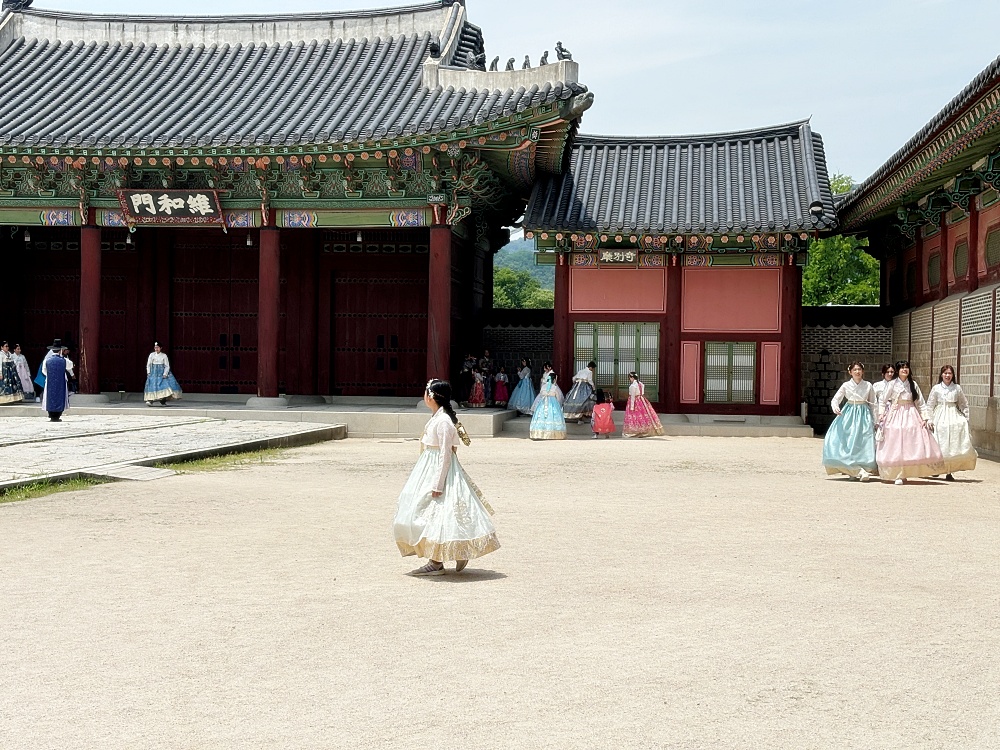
(494, 239, 554, 291)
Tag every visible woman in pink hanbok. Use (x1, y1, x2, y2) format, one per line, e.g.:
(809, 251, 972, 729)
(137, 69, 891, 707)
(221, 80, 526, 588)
(622, 371, 663, 437)
(876, 360, 944, 485)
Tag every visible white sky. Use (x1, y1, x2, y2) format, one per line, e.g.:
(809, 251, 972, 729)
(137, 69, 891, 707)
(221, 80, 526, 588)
(41, 0, 1000, 183)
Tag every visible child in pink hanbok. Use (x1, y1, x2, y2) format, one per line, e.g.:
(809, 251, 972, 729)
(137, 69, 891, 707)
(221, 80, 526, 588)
(468, 368, 486, 407)
(493, 367, 510, 406)
(622, 371, 663, 437)
(591, 389, 615, 438)
(876, 360, 944, 485)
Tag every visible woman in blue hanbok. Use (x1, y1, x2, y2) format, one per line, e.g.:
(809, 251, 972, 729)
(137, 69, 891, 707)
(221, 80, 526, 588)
(529, 371, 566, 440)
(0, 341, 25, 404)
(823, 361, 878, 481)
(144, 342, 183, 405)
(507, 358, 536, 415)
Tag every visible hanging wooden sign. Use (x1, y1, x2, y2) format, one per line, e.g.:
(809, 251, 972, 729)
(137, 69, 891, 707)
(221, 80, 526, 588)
(597, 249, 638, 266)
(116, 190, 224, 226)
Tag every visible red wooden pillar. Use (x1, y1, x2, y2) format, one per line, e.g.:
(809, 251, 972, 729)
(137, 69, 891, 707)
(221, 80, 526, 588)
(914, 232, 925, 307)
(79, 224, 102, 394)
(778, 256, 801, 416)
(939, 213, 950, 299)
(552, 252, 571, 382)
(427, 225, 452, 380)
(257, 227, 280, 397)
(664, 255, 682, 413)
(967, 199, 980, 294)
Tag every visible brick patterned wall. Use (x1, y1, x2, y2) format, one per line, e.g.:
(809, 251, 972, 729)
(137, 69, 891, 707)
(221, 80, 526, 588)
(909, 307, 934, 388)
(481, 325, 553, 383)
(892, 313, 910, 363)
(801, 325, 893, 433)
(891, 288, 1000, 457)
(931, 298, 960, 378)
(960, 291, 993, 421)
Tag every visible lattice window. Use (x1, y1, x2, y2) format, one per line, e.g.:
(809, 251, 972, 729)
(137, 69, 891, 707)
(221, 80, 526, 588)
(704, 342, 755, 404)
(574, 322, 659, 400)
(953, 241, 969, 278)
(987, 229, 1000, 268)
(961, 292, 993, 336)
(927, 254, 941, 288)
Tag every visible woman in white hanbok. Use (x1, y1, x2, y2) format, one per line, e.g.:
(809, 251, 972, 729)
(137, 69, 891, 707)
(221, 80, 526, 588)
(393, 379, 499, 576)
(872, 363, 895, 408)
(925, 365, 977, 480)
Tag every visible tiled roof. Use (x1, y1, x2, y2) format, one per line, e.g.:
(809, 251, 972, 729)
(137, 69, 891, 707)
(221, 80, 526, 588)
(838, 53, 1000, 219)
(524, 121, 837, 234)
(0, 2, 585, 149)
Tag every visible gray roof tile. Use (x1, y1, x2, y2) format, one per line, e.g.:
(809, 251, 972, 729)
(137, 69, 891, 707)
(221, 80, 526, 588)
(525, 121, 838, 235)
(0, 3, 584, 149)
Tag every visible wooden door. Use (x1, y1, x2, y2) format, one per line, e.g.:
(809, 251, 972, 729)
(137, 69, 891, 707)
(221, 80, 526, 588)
(331, 268, 427, 396)
(171, 232, 258, 394)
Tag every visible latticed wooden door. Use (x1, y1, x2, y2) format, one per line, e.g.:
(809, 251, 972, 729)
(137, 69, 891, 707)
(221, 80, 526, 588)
(574, 322, 659, 400)
(703, 342, 756, 403)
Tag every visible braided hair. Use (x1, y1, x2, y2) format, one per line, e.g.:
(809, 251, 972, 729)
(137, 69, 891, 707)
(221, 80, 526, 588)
(426, 379, 458, 424)
(894, 360, 919, 402)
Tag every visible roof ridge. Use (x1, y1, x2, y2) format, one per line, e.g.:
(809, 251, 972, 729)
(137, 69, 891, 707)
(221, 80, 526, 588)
(14, 0, 451, 24)
(572, 120, 812, 145)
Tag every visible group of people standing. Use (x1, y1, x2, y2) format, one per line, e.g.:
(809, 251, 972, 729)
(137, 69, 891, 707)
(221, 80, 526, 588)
(505, 358, 663, 440)
(0, 339, 182, 419)
(0, 338, 75, 421)
(823, 360, 977, 485)
(459, 350, 510, 408)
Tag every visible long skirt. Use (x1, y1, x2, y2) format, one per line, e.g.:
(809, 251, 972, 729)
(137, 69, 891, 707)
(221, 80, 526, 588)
(876, 403, 944, 480)
(529, 394, 566, 440)
(468, 381, 485, 407)
(823, 402, 877, 477)
(0, 360, 25, 404)
(507, 377, 536, 415)
(563, 381, 596, 421)
(15, 359, 34, 398)
(393, 448, 500, 562)
(493, 380, 509, 404)
(623, 396, 663, 437)
(144, 363, 183, 402)
(932, 403, 978, 474)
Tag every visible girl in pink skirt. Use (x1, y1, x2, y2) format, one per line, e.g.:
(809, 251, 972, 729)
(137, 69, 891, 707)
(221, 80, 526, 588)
(622, 371, 663, 438)
(876, 360, 944, 485)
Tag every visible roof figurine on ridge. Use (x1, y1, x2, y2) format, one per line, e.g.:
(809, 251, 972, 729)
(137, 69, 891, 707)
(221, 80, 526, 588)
(555, 41, 572, 61)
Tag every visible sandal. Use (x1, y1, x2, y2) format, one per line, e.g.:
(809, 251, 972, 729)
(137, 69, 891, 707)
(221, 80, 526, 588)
(455, 560, 468, 573)
(406, 561, 445, 577)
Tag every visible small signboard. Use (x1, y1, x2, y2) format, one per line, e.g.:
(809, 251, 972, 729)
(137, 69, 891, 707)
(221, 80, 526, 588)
(117, 190, 224, 226)
(597, 249, 638, 265)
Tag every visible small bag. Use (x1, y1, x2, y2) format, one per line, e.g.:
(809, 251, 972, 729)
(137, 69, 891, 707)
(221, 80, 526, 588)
(456, 421, 472, 446)
(875, 424, 885, 443)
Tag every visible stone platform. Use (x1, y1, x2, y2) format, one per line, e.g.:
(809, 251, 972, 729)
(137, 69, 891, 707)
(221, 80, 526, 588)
(0, 415, 344, 491)
(1, 393, 516, 438)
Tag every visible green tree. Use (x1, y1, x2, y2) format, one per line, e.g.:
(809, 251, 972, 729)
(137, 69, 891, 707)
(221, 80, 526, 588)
(801, 173, 880, 305)
(493, 239, 554, 290)
(493, 266, 554, 309)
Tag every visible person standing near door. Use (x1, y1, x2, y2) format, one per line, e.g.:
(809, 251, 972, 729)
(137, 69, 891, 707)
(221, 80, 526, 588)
(144, 342, 183, 405)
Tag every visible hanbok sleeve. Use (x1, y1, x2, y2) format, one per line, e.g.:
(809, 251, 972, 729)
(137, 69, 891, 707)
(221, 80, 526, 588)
(924, 384, 940, 423)
(830, 382, 848, 415)
(163, 355, 171, 377)
(913, 382, 928, 421)
(956, 385, 970, 419)
(865, 382, 878, 423)
(146, 352, 154, 374)
(432, 418, 455, 493)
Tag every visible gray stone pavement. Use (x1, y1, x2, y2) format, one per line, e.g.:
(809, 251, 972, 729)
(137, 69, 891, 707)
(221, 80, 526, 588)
(0, 415, 343, 485)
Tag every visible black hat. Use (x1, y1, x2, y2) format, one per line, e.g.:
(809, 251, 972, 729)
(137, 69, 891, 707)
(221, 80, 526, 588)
(48, 338, 63, 351)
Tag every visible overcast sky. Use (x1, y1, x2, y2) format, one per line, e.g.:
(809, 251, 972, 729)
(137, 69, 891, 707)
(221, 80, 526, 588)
(43, 0, 1000, 183)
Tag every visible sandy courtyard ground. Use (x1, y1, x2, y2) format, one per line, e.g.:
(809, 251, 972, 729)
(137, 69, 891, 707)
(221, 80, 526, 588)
(2, 434, 999, 749)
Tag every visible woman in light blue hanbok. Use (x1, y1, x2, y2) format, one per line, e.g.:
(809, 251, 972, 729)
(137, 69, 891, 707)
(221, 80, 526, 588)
(823, 361, 878, 481)
(144, 342, 183, 405)
(507, 358, 536, 415)
(529, 371, 566, 440)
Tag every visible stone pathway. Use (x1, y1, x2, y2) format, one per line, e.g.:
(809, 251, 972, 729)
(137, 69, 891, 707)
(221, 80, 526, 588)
(0, 415, 343, 486)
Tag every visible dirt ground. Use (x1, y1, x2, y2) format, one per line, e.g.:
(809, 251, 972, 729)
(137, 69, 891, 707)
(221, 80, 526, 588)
(2, 434, 999, 749)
